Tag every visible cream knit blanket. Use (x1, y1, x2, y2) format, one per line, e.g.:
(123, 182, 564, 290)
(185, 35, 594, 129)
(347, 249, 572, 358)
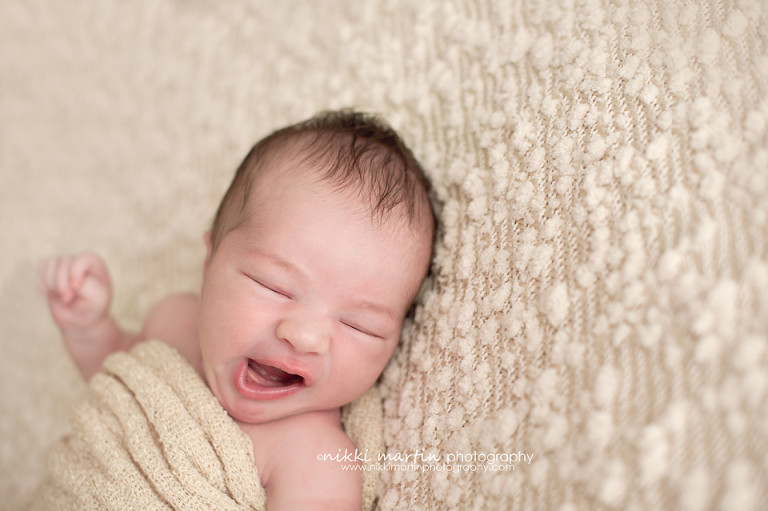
(29, 341, 381, 510)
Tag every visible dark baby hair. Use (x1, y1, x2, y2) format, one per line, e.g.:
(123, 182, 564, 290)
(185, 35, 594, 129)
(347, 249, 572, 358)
(209, 110, 434, 252)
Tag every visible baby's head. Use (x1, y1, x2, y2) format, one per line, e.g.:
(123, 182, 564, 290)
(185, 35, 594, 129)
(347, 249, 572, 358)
(209, 110, 434, 259)
(198, 111, 435, 423)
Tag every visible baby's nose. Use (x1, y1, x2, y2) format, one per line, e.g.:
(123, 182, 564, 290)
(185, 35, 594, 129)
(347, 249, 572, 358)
(275, 313, 331, 355)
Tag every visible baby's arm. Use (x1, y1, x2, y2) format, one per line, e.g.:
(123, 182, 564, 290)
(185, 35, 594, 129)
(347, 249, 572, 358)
(38, 253, 140, 380)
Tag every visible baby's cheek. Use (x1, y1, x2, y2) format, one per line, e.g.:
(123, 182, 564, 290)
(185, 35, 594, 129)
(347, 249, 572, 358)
(346, 345, 391, 384)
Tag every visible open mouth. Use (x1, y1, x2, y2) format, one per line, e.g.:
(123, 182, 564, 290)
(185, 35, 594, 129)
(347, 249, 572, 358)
(233, 358, 306, 400)
(247, 359, 304, 387)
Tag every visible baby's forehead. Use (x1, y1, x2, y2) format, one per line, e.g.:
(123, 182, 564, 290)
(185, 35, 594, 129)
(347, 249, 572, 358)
(247, 163, 430, 240)
(248, 131, 434, 239)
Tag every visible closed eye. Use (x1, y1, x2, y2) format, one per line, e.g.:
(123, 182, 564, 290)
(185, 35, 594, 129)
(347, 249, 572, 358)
(341, 321, 382, 339)
(244, 273, 291, 299)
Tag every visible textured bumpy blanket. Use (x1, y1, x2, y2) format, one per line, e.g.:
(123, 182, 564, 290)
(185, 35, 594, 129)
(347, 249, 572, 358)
(29, 341, 382, 510)
(3, 0, 768, 509)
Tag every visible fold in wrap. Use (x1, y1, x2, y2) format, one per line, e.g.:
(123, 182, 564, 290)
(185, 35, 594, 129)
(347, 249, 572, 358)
(29, 340, 382, 510)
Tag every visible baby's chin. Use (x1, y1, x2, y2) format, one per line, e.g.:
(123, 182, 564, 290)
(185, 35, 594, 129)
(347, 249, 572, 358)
(215, 393, 290, 425)
(226, 403, 344, 427)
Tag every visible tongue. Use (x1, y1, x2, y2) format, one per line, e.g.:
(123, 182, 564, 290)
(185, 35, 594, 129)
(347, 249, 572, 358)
(247, 360, 303, 388)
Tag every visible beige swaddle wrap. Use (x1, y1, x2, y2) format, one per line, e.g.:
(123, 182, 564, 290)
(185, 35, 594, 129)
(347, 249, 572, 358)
(30, 340, 382, 510)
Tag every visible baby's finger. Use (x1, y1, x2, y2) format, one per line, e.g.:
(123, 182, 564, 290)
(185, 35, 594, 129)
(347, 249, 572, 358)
(82, 252, 108, 284)
(78, 273, 110, 311)
(56, 257, 74, 303)
(72, 252, 108, 288)
(69, 254, 93, 290)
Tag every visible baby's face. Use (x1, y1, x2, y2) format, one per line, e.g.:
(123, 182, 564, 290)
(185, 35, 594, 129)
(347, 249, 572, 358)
(198, 165, 432, 425)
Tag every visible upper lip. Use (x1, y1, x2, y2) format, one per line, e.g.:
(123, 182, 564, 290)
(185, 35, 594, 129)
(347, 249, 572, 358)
(250, 357, 314, 386)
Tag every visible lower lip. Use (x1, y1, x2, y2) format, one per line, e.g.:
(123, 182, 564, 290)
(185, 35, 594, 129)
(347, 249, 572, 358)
(233, 359, 304, 400)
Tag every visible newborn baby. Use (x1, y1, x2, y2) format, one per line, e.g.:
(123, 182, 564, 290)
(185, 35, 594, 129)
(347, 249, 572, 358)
(39, 111, 435, 510)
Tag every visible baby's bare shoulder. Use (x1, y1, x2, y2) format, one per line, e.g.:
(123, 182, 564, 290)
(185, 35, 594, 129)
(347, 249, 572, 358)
(141, 292, 202, 371)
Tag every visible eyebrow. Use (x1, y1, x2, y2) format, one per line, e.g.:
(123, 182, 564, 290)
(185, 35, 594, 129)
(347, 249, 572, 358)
(260, 252, 302, 275)
(354, 299, 396, 321)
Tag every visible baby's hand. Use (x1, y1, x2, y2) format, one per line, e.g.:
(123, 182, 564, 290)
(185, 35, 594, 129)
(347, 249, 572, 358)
(38, 252, 113, 333)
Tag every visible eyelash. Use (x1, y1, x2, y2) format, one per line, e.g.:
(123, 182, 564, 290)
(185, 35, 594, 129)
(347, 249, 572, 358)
(247, 274, 291, 299)
(342, 322, 381, 339)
